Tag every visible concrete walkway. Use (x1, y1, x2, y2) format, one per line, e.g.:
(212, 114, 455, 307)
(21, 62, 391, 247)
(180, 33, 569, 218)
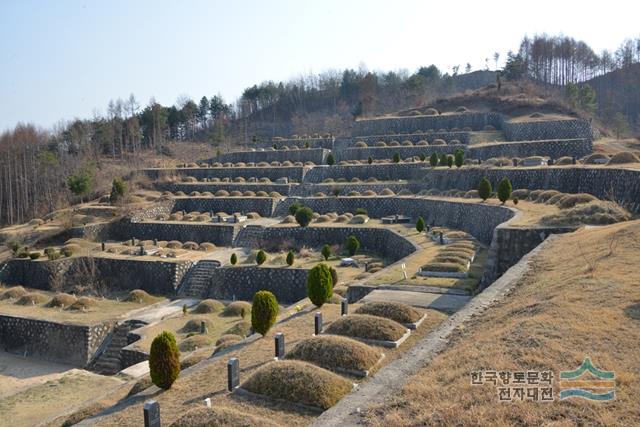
(312, 235, 559, 427)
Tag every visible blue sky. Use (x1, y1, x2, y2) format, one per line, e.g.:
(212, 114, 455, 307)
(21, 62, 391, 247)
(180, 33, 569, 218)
(1, 0, 638, 131)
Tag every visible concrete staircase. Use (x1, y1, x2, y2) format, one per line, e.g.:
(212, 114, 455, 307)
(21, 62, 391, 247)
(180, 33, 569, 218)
(233, 225, 265, 248)
(178, 260, 220, 298)
(90, 320, 146, 375)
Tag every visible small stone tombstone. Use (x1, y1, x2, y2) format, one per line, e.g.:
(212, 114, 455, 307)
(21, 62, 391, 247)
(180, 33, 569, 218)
(548, 158, 554, 166)
(274, 333, 285, 359)
(513, 158, 518, 167)
(314, 312, 323, 335)
(341, 299, 348, 316)
(572, 156, 577, 165)
(153, 238, 158, 246)
(200, 320, 207, 334)
(139, 245, 145, 256)
(439, 232, 444, 245)
(143, 400, 161, 427)
(227, 358, 239, 391)
(131, 237, 136, 246)
(101, 242, 106, 251)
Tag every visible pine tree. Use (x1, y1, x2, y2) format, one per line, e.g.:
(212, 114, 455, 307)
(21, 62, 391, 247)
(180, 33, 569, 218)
(478, 177, 492, 201)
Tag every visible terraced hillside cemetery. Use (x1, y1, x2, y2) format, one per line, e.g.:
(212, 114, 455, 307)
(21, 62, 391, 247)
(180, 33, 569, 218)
(1, 97, 639, 426)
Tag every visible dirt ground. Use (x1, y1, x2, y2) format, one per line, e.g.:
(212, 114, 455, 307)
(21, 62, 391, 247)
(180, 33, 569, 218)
(0, 352, 74, 399)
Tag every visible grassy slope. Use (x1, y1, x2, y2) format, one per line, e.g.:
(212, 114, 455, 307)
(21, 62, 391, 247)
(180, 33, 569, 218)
(364, 220, 640, 426)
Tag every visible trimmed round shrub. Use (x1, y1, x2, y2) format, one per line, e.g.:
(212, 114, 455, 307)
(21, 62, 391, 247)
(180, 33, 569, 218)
(416, 216, 425, 232)
(295, 206, 313, 227)
(325, 314, 406, 341)
(478, 177, 492, 201)
(251, 290, 279, 336)
(149, 331, 180, 390)
(242, 360, 352, 410)
(307, 263, 333, 307)
(329, 266, 338, 287)
(286, 250, 295, 266)
(497, 177, 512, 204)
(355, 301, 422, 324)
(48, 293, 77, 308)
(346, 235, 360, 256)
(256, 250, 267, 265)
(179, 335, 214, 352)
(193, 299, 224, 314)
(286, 335, 381, 374)
(222, 301, 252, 317)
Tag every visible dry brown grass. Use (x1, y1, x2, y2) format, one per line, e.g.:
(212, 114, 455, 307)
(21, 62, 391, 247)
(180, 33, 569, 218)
(355, 301, 422, 324)
(364, 220, 640, 426)
(242, 360, 353, 410)
(286, 335, 381, 374)
(325, 314, 406, 342)
(224, 320, 251, 337)
(555, 193, 597, 209)
(68, 296, 96, 310)
(124, 289, 155, 303)
(169, 405, 281, 427)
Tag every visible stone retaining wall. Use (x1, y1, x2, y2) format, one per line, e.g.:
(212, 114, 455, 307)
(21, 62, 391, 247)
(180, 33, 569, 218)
(416, 166, 640, 212)
(269, 138, 334, 150)
(172, 197, 278, 217)
(289, 183, 420, 197)
(480, 225, 577, 288)
(212, 148, 328, 164)
(353, 113, 503, 136)
(141, 166, 307, 182)
(256, 226, 418, 262)
(274, 197, 515, 245)
(207, 266, 310, 304)
(114, 221, 237, 246)
(0, 315, 114, 366)
(502, 118, 593, 141)
(3, 257, 194, 295)
(468, 138, 592, 160)
(336, 145, 466, 161)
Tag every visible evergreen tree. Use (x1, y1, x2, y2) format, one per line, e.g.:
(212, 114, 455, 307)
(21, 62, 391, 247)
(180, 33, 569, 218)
(497, 177, 513, 204)
(478, 177, 492, 201)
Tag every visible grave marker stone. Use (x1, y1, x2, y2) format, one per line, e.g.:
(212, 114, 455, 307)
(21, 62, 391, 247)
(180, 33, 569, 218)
(274, 333, 285, 359)
(227, 358, 239, 391)
(101, 242, 106, 251)
(200, 321, 206, 334)
(143, 400, 161, 427)
(314, 312, 323, 335)
(341, 299, 348, 316)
